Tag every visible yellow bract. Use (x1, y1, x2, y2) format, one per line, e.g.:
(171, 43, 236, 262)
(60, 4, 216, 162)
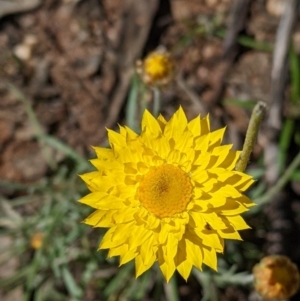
(79, 107, 255, 281)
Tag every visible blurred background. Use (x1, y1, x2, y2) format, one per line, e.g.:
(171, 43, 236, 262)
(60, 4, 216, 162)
(1, 0, 300, 300)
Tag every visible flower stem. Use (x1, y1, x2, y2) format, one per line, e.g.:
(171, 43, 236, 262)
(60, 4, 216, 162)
(164, 276, 180, 301)
(235, 101, 267, 172)
(126, 73, 139, 132)
(254, 150, 300, 207)
(153, 87, 161, 117)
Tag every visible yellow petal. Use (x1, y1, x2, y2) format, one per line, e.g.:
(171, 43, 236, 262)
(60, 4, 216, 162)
(108, 244, 129, 259)
(128, 225, 153, 250)
(119, 247, 138, 265)
(238, 195, 256, 208)
(111, 184, 135, 199)
(158, 245, 176, 282)
(83, 209, 115, 227)
(99, 211, 120, 227)
(188, 115, 201, 136)
(191, 169, 209, 183)
(79, 192, 124, 210)
(210, 145, 234, 168)
(196, 230, 224, 251)
(202, 246, 217, 271)
(93, 147, 115, 160)
(151, 135, 170, 158)
(189, 211, 206, 228)
(79, 172, 122, 192)
(146, 214, 160, 230)
(211, 144, 233, 156)
(200, 115, 210, 135)
(135, 253, 156, 278)
(177, 260, 193, 281)
(163, 107, 188, 140)
(235, 177, 255, 191)
(193, 149, 211, 165)
(217, 201, 248, 216)
(90, 158, 121, 171)
(142, 109, 162, 136)
(124, 126, 138, 140)
(207, 194, 227, 208)
(111, 222, 135, 241)
(157, 114, 167, 128)
(185, 238, 203, 271)
(111, 143, 137, 163)
(215, 185, 242, 198)
(207, 127, 226, 150)
(202, 212, 227, 230)
(107, 129, 127, 147)
(100, 228, 125, 249)
(112, 207, 137, 223)
(158, 223, 171, 244)
(218, 150, 241, 170)
(226, 215, 251, 230)
(217, 227, 242, 240)
(118, 125, 127, 137)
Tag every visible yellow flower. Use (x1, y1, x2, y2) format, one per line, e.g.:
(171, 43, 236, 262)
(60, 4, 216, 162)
(30, 232, 44, 250)
(136, 49, 174, 87)
(79, 107, 255, 281)
(253, 255, 300, 300)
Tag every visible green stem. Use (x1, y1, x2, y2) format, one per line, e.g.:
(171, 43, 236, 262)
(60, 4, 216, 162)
(126, 73, 139, 132)
(192, 270, 219, 301)
(164, 276, 180, 301)
(255, 150, 300, 207)
(153, 87, 161, 117)
(235, 102, 267, 172)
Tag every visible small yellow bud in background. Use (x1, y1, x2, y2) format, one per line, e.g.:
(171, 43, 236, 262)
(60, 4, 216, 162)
(136, 48, 175, 87)
(30, 232, 44, 250)
(253, 255, 300, 300)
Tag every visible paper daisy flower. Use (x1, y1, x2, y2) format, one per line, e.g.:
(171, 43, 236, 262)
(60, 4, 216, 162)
(253, 255, 300, 300)
(136, 48, 174, 87)
(79, 107, 255, 281)
(30, 232, 44, 250)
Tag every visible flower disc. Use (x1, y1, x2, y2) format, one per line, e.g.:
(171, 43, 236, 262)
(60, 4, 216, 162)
(138, 164, 193, 218)
(136, 49, 174, 87)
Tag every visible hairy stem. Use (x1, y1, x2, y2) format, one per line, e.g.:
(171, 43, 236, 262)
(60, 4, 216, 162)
(235, 101, 267, 172)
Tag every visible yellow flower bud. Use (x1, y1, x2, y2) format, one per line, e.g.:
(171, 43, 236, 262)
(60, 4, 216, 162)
(253, 255, 300, 300)
(136, 49, 174, 87)
(30, 232, 44, 250)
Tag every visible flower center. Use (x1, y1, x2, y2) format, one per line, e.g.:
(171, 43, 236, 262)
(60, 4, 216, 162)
(138, 164, 193, 218)
(144, 54, 172, 80)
